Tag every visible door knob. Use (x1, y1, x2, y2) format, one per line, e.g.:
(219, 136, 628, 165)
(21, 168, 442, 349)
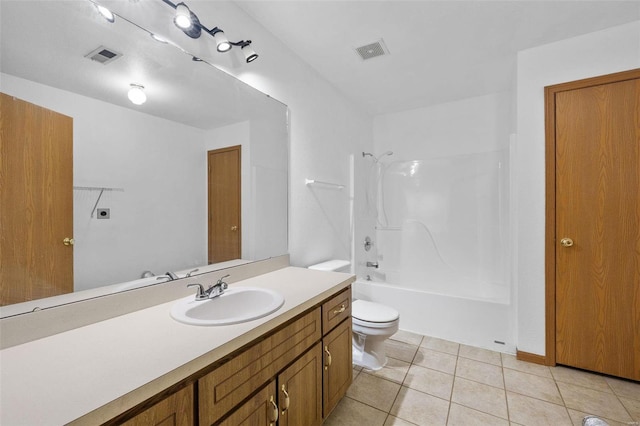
(231, 226, 238, 231)
(560, 238, 574, 247)
(63, 237, 75, 246)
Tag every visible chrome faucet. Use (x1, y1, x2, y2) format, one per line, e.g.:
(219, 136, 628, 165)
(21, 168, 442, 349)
(366, 261, 379, 268)
(165, 271, 180, 280)
(188, 274, 230, 301)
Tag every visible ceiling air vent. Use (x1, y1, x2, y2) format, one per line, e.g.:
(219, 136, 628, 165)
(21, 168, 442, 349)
(355, 39, 389, 61)
(85, 46, 122, 65)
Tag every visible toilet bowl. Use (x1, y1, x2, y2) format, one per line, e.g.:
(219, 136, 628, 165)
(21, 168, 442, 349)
(352, 299, 399, 371)
(306, 259, 400, 371)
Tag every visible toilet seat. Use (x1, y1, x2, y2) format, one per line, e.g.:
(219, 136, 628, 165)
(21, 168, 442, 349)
(352, 316, 399, 329)
(352, 299, 399, 326)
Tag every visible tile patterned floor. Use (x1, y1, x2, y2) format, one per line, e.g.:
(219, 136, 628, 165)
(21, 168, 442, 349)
(324, 330, 640, 426)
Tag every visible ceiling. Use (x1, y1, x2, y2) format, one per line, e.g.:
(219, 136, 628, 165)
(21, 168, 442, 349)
(235, 1, 640, 115)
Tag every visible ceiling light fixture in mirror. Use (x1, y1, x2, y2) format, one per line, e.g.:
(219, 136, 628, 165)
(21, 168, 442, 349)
(153, 0, 258, 62)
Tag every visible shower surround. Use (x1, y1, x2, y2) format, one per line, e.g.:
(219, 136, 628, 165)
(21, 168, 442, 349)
(357, 150, 513, 352)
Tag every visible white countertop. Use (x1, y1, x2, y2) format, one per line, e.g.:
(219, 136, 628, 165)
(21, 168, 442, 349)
(0, 267, 353, 425)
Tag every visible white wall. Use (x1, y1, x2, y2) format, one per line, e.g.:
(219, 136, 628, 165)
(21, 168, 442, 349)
(2, 73, 207, 290)
(515, 21, 640, 355)
(373, 92, 512, 159)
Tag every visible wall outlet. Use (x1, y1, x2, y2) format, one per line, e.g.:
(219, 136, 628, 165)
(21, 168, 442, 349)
(97, 208, 110, 219)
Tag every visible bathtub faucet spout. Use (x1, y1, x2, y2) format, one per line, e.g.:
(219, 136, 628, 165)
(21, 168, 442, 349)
(366, 261, 379, 269)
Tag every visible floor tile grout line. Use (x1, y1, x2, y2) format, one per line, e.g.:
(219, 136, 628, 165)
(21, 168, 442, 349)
(444, 349, 460, 425)
(500, 350, 512, 424)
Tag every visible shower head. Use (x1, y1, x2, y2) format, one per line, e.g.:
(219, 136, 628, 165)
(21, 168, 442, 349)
(362, 151, 393, 162)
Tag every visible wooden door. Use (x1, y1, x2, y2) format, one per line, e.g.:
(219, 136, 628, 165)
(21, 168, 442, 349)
(323, 318, 353, 418)
(0, 93, 74, 306)
(278, 343, 323, 426)
(207, 146, 241, 263)
(547, 70, 640, 380)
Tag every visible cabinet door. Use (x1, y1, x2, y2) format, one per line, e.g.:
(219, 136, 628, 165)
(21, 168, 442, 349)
(219, 382, 278, 426)
(278, 342, 323, 426)
(121, 385, 193, 426)
(323, 318, 352, 418)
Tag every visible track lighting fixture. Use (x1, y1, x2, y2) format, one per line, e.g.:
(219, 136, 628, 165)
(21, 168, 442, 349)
(95, 4, 115, 23)
(160, 0, 258, 63)
(127, 84, 147, 105)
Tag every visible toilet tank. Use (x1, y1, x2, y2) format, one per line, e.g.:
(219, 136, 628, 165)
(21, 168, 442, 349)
(307, 259, 351, 273)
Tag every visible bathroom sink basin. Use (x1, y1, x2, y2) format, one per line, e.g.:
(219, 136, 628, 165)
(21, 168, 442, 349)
(170, 286, 285, 326)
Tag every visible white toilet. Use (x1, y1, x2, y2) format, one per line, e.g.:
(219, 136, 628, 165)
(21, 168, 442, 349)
(351, 299, 399, 370)
(307, 259, 400, 371)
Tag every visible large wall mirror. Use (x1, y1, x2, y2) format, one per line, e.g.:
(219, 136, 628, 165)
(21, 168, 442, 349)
(0, 0, 288, 316)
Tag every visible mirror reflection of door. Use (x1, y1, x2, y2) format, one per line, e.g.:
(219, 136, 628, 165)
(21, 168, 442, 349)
(0, 93, 74, 306)
(207, 146, 241, 263)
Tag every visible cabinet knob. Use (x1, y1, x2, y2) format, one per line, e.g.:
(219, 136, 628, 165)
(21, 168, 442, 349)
(268, 396, 279, 423)
(333, 304, 346, 315)
(280, 384, 290, 415)
(324, 346, 332, 370)
(63, 237, 75, 246)
(231, 225, 238, 231)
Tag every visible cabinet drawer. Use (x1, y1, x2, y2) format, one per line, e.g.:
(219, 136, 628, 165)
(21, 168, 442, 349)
(121, 385, 194, 426)
(218, 381, 277, 426)
(199, 308, 321, 425)
(322, 287, 351, 334)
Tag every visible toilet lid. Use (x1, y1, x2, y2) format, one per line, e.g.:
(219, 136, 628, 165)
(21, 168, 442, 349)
(352, 299, 399, 323)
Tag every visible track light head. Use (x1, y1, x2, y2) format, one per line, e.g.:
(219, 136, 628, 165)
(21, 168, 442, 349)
(128, 84, 146, 105)
(174, 3, 191, 28)
(210, 28, 232, 52)
(174, 3, 202, 38)
(240, 41, 258, 63)
(95, 4, 115, 23)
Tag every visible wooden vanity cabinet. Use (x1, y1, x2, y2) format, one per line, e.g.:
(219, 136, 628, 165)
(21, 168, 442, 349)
(210, 287, 352, 425)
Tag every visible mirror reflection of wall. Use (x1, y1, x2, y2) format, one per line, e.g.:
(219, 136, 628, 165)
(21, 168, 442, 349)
(0, 0, 288, 314)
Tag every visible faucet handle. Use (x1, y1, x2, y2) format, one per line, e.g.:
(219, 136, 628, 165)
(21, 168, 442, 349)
(187, 283, 208, 301)
(216, 274, 230, 289)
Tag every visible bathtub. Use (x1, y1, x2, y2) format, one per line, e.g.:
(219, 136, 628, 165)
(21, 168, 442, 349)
(353, 278, 515, 353)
